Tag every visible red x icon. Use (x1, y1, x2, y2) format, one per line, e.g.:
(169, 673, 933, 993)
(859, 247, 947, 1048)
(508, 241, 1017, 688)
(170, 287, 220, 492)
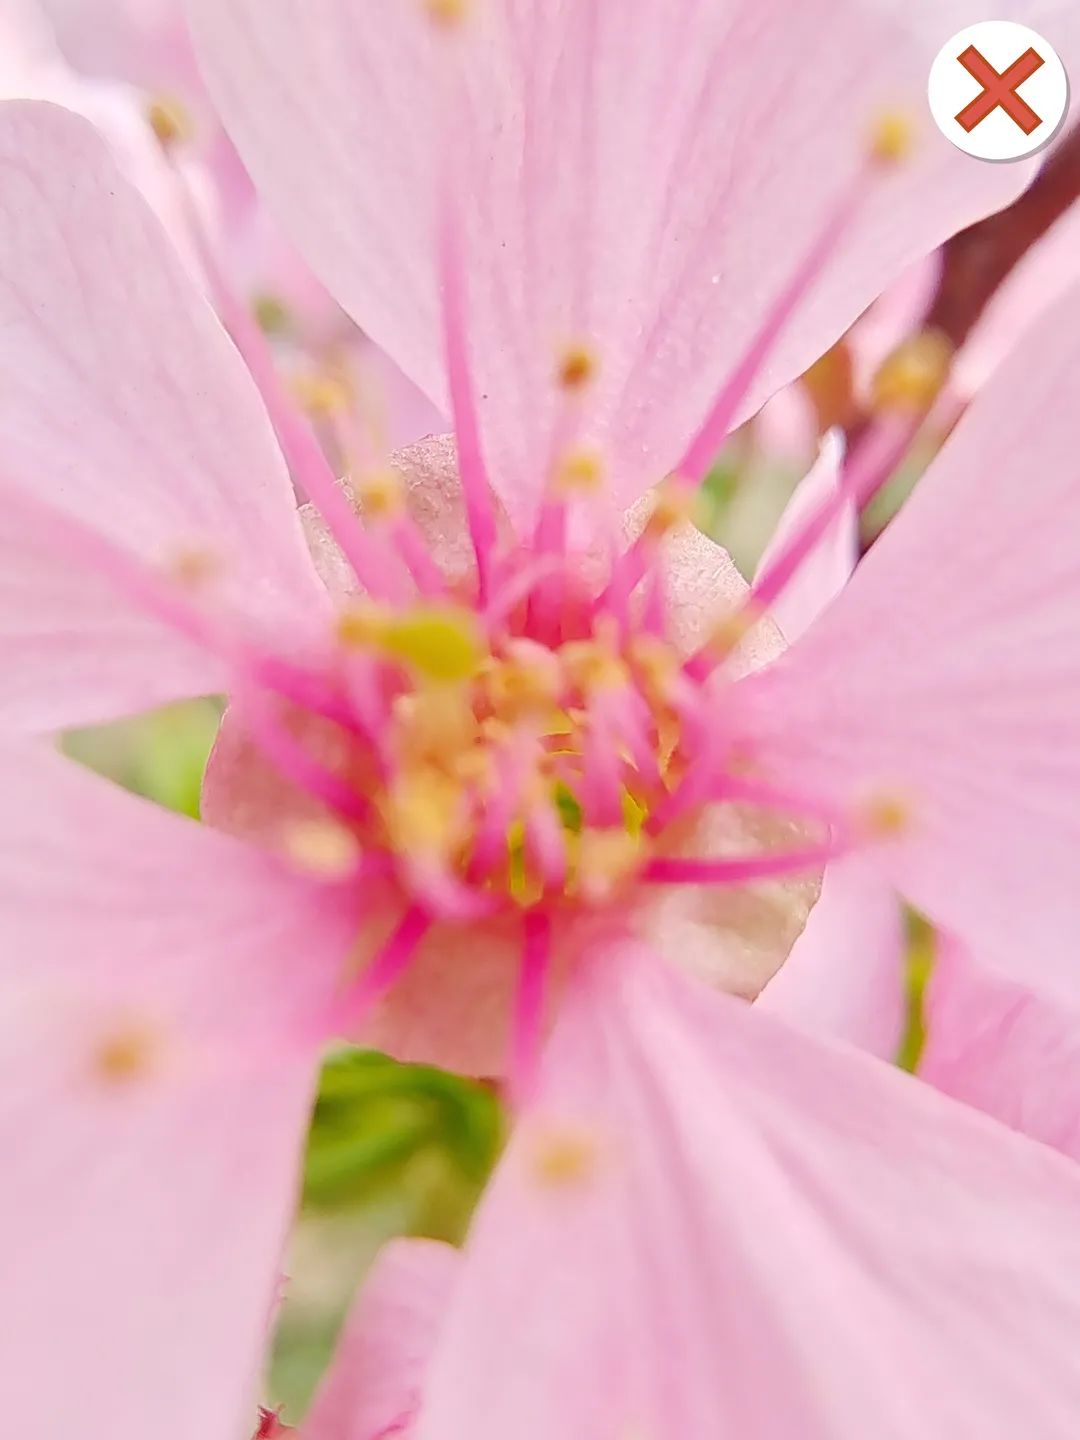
(954, 44, 1045, 134)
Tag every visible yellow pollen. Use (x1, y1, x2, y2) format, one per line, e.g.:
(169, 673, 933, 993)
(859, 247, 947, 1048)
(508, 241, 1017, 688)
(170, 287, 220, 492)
(871, 330, 953, 415)
(167, 545, 220, 588)
(252, 292, 292, 335)
(146, 95, 191, 148)
(859, 791, 913, 838)
(561, 640, 628, 694)
(554, 446, 606, 497)
(645, 477, 697, 538)
(336, 601, 388, 649)
(628, 635, 679, 707)
(556, 342, 599, 391)
(425, 0, 469, 26)
(394, 688, 479, 766)
(575, 826, 642, 903)
(93, 1025, 158, 1085)
(384, 767, 465, 858)
(355, 467, 405, 521)
(529, 1122, 601, 1185)
(284, 819, 361, 878)
(484, 640, 563, 718)
(379, 605, 484, 682)
(291, 368, 352, 418)
(869, 108, 917, 166)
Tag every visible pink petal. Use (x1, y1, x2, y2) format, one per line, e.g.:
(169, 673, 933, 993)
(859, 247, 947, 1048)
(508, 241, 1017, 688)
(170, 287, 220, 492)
(920, 938, 1080, 1161)
(0, 101, 326, 731)
(0, 739, 359, 1439)
(756, 857, 906, 1059)
(735, 282, 1080, 1006)
(418, 935, 1080, 1437)
(304, 1239, 460, 1440)
(188, 0, 1079, 528)
(754, 428, 852, 643)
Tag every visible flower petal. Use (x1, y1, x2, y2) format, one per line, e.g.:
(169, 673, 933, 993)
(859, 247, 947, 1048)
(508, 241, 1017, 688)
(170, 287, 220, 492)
(755, 428, 852, 644)
(0, 740, 358, 1439)
(736, 282, 1080, 1006)
(418, 935, 1080, 1438)
(188, 0, 1079, 527)
(0, 100, 326, 732)
(920, 938, 1080, 1161)
(304, 1239, 460, 1440)
(756, 857, 906, 1060)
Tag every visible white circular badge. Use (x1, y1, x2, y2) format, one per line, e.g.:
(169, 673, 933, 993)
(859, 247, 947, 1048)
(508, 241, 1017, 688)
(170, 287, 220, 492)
(928, 20, 1069, 161)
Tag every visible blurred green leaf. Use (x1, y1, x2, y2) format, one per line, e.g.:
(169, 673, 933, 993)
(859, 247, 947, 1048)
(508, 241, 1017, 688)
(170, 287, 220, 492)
(896, 907, 936, 1073)
(63, 698, 222, 817)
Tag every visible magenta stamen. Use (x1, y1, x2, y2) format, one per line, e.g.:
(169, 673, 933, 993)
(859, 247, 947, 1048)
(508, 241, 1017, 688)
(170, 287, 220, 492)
(228, 684, 371, 824)
(750, 414, 912, 615)
(643, 838, 842, 887)
(438, 206, 499, 605)
(337, 905, 430, 1032)
(165, 154, 410, 604)
(509, 909, 552, 1107)
(525, 801, 568, 893)
(674, 165, 875, 488)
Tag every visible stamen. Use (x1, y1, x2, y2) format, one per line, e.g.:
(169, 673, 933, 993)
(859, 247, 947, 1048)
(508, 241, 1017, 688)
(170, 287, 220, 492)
(145, 95, 192, 149)
(510, 910, 552, 1106)
(554, 446, 606, 497)
(644, 838, 841, 887)
(674, 153, 903, 489)
(337, 906, 431, 1031)
(871, 330, 953, 415)
(529, 1122, 603, 1185)
(282, 818, 362, 879)
(556, 341, 599, 391)
(93, 1024, 159, 1085)
(438, 203, 499, 603)
(869, 108, 918, 166)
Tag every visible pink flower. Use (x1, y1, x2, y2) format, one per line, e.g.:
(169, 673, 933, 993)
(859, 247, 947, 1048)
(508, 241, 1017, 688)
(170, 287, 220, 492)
(3, 0, 1080, 1433)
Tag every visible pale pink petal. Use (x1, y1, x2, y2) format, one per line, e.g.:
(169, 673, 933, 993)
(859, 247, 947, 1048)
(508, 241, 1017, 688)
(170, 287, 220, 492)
(754, 428, 852, 643)
(0, 101, 326, 731)
(40, 0, 203, 96)
(756, 858, 906, 1059)
(0, 739, 359, 1438)
(954, 197, 1080, 397)
(418, 936, 1080, 1438)
(304, 1239, 460, 1440)
(735, 282, 1080, 1006)
(188, 0, 1080, 528)
(920, 938, 1080, 1160)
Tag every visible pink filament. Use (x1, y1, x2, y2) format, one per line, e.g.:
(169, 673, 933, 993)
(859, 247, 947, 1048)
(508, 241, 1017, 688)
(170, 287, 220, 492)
(510, 910, 552, 1106)
(337, 905, 430, 1032)
(644, 838, 843, 887)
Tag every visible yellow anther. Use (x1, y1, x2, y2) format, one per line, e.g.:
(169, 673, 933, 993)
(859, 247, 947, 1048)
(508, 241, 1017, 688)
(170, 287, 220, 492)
(869, 108, 917, 166)
(146, 95, 191, 148)
(485, 639, 563, 718)
(355, 467, 405, 521)
(871, 330, 953, 415)
(393, 688, 478, 766)
(425, 0, 469, 26)
(644, 477, 697, 538)
(336, 601, 388, 649)
(283, 819, 362, 878)
(291, 368, 352, 418)
(561, 640, 628, 694)
(627, 635, 679, 707)
(93, 1024, 159, 1085)
(529, 1122, 601, 1186)
(252, 292, 292, 336)
(859, 791, 913, 838)
(575, 826, 642, 903)
(556, 341, 599, 391)
(167, 545, 221, 588)
(554, 446, 606, 497)
(384, 768, 465, 857)
(379, 604, 484, 683)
